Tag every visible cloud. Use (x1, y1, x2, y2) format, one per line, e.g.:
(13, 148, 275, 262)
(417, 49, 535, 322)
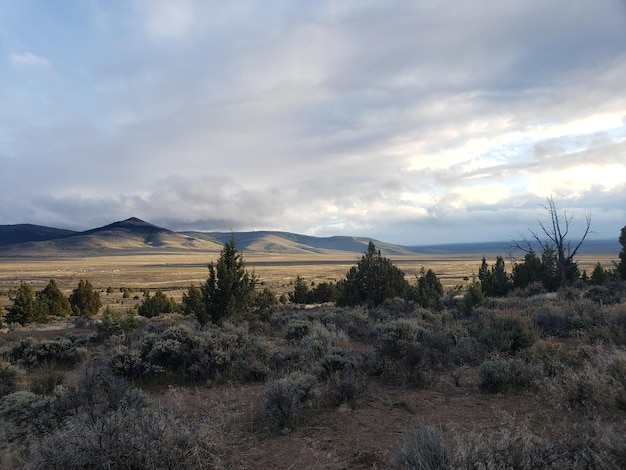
(9, 52, 57, 79)
(1, 0, 625, 245)
(131, 0, 197, 39)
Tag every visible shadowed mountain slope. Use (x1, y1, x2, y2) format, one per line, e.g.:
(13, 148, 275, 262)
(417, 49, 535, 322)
(0, 224, 77, 247)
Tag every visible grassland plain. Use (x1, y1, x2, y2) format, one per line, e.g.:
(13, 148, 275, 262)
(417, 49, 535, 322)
(0, 250, 616, 302)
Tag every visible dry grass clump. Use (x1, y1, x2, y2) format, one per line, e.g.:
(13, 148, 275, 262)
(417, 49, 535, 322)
(393, 414, 625, 469)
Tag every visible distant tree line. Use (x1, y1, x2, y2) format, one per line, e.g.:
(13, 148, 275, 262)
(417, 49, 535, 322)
(4, 279, 101, 325)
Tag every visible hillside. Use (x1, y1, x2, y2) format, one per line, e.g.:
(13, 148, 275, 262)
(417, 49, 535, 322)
(0, 217, 223, 255)
(0, 224, 77, 247)
(186, 230, 416, 255)
(0, 217, 620, 258)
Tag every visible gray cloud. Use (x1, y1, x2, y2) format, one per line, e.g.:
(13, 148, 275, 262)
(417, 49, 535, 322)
(0, 0, 625, 245)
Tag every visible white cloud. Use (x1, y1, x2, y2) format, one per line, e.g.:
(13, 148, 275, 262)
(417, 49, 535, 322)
(9, 52, 57, 78)
(132, 0, 196, 39)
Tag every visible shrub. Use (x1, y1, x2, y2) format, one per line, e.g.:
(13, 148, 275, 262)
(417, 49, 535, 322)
(374, 319, 422, 360)
(478, 358, 540, 394)
(391, 424, 452, 469)
(478, 315, 537, 355)
(463, 280, 485, 314)
(584, 282, 625, 305)
(109, 324, 272, 384)
(532, 305, 572, 337)
(260, 372, 318, 431)
(0, 361, 25, 398)
(479, 360, 512, 393)
(300, 322, 349, 360)
(7, 337, 86, 368)
(284, 319, 311, 341)
(313, 350, 358, 381)
(29, 370, 64, 395)
(453, 415, 621, 469)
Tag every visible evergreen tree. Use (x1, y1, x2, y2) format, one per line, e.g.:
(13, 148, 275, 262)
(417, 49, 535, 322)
(289, 276, 311, 304)
(511, 251, 543, 289)
(138, 289, 176, 317)
(617, 225, 626, 280)
(36, 279, 71, 321)
(541, 246, 561, 291)
(5, 282, 36, 325)
(478, 256, 511, 297)
(490, 256, 511, 297)
(69, 279, 102, 316)
(182, 284, 204, 317)
(410, 267, 444, 310)
(590, 262, 609, 285)
(310, 281, 337, 303)
(200, 235, 257, 326)
(336, 241, 408, 307)
(463, 277, 485, 314)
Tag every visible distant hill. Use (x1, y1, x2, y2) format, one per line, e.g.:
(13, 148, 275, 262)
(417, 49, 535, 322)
(0, 217, 620, 258)
(0, 217, 222, 255)
(0, 224, 77, 247)
(186, 231, 417, 255)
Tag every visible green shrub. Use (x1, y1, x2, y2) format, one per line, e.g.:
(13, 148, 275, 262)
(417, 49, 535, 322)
(284, 319, 311, 341)
(260, 372, 318, 431)
(478, 315, 537, 354)
(313, 350, 358, 381)
(110, 324, 272, 384)
(584, 282, 625, 305)
(137, 289, 176, 318)
(374, 319, 422, 360)
(300, 322, 349, 360)
(96, 306, 138, 339)
(479, 360, 511, 393)
(0, 361, 25, 398)
(29, 371, 64, 395)
(7, 337, 86, 368)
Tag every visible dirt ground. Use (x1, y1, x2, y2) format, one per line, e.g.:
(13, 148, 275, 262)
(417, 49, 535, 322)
(155, 379, 549, 469)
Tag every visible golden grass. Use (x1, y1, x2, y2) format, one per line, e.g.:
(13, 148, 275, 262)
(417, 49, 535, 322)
(0, 251, 618, 308)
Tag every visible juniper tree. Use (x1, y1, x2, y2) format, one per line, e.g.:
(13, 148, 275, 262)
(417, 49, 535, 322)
(5, 282, 36, 325)
(617, 225, 626, 281)
(36, 279, 71, 320)
(337, 241, 408, 307)
(200, 235, 257, 326)
(69, 279, 102, 316)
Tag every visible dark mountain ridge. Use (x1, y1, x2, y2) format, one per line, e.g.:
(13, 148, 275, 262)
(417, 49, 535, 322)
(0, 218, 620, 257)
(0, 224, 77, 247)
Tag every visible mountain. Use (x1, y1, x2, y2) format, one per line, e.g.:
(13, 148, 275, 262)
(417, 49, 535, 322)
(185, 231, 416, 255)
(0, 217, 223, 255)
(0, 224, 77, 247)
(0, 218, 620, 257)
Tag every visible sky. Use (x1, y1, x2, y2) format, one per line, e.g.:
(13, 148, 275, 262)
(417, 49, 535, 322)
(1, 1, 626, 246)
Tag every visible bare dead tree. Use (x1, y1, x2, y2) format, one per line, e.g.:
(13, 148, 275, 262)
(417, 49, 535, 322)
(512, 196, 592, 283)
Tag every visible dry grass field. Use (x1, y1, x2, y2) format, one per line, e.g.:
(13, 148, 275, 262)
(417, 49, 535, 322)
(0, 250, 616, 302)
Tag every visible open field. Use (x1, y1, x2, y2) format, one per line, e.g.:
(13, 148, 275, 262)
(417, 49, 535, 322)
(0, 250, 618, 301)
